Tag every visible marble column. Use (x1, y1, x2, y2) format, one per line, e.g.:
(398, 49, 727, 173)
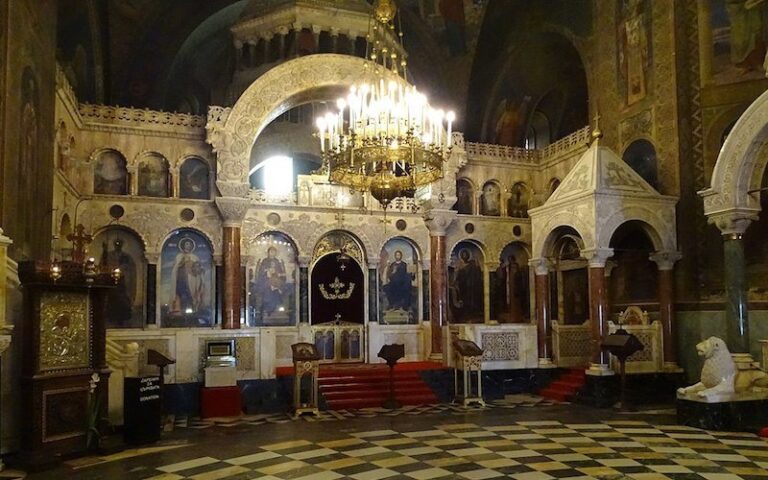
(712, 215, 753, 355)
(234, 41, 243, 70)
(298, 255, 310, 324)
(650, 251, 682, 370)
(311, 25, 321, 54)
(583, 248, 614, 376)
(215, 197, 249, 330)
(277, 27, 288, 59)
(484, 262, 496, 324)
(531, 258, 553, 367)
(424, 209, 457, 356)
(330, 29, 339, 53)
(368, 260, 379, 324)
(724, 234, 750, 353)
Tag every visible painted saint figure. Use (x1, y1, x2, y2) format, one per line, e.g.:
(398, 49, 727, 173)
(726, 0, 767, 74)
(253, 246, 287, 318)
(100, 238, 135, 327)
(619, 0, 650, 105)
(383, 250, 414, 310)
(169, 238, 208, 315)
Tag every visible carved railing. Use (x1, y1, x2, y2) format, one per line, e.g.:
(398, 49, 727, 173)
(464, 126, 592, 166)
(464, 142, 539, 164)
(607, 320, 663, 373)
(79, 104, 207, 129)
(539, 126, 592, 163)
(312, 321, 364, 363)
(551, 320, 591, 368)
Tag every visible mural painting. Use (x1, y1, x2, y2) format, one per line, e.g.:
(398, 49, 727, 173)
(379, 238, 419, 324)
(160, 229, 214, 327)
(93, 227, 146, 328)
(448, 241, 484, 323)
(508, 182, 530, 218)
(248, 233, 297, 326)
(94, 150, 128, 195)
(138, 154, 170, 197)
(706, 0, 768, 84)
(618, 0, 652, 105)
(480, 181, 501, 216)
(492, 95, 532, 146)
(454, 179, 474, 214)
(491, 243, 530, 323)
(179, 157, 210, 199)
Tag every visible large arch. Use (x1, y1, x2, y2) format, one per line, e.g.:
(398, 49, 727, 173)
(207, 54, 409, 196)
(701, 88, 768, 224)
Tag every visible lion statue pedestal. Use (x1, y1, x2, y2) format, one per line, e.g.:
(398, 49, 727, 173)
(677, 336, 768, 431)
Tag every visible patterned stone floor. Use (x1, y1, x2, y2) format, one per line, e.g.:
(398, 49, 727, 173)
(20, 399, 768, 480)
(174, 395, 561, 429)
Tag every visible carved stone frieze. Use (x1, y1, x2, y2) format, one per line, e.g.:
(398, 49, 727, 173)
(209, 55, 392, 185)
(423, 209, 457, 237)
(619, 108, 654, 145)
(215, 197, 250, 226)
(702, 88, 768, 216)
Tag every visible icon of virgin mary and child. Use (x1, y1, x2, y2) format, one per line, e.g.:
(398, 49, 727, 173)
(169, 238, 210, 323)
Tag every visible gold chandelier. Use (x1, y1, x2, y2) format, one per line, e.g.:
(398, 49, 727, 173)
(315, 0, 455, 208)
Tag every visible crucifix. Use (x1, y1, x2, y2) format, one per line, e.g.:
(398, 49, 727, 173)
(67, 224, 92, 263)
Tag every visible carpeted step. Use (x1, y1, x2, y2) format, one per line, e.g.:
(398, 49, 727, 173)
(538, 368, 586, 403)
(311, 362, 444, 410)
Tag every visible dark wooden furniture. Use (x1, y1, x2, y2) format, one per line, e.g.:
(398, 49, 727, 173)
(378, 344, 405, 409)
(602, 329, 644, 411)
(17, 261, 115, 467)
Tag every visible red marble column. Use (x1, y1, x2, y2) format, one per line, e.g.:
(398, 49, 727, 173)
(534, 270, 551, 361)
(588, 266, 610, 366)
(430, 234, 447, 354)
(222, 225, 241, 329)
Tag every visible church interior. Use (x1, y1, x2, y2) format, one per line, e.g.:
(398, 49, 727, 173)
(2, 0, 768, 478)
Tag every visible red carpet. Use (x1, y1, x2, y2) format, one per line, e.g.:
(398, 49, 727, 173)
(539, 368, 585, 402)
(278, 362, 444, 410)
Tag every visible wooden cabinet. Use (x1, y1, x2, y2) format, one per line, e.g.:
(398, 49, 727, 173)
(17, 261, 114, 466)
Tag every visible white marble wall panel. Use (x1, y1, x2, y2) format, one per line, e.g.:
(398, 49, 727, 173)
(367, 323, 427, 363)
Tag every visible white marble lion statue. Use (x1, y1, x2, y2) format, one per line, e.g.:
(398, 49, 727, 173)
(677, 336, 737, 400)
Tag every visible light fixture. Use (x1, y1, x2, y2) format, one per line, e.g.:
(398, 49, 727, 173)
(316, 0, 455, 208)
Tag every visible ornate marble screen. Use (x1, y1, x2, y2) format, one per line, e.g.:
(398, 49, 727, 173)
(160, 229, 214, 327)
(247, 232, 297, 326)
(378, 238, 419, 325)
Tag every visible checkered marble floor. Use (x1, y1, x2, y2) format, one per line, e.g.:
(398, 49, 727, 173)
(142, 419, 768, 480)
(175, 395, 561, 429)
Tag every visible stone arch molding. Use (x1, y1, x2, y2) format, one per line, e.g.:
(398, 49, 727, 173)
(596, 205, 676, 253)
(207, 54, 407, 198)
(701, 88, 768, 231)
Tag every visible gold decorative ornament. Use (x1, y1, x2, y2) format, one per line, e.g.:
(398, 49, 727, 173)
(39, 291, 90, 371)
(316, 0, 455, 208)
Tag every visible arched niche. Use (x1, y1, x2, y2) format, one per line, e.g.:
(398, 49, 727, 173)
(492, 242, 531, 323)
(311, 230, 366, 267)
(622, 139, 658, 189)
(548, 178, 561, 199)
(179, 157, 211, 200)
(547, 227, 588, 325)
(246, 231, 299, 327)
(94, 149, 129, 195)
(159, 228, 215, 327)
(379, 237, 421, 325)
(508, 182, 531, 218)
(453, 178, 475, 215)
(138, 153, 171, 198)
(743, 164, 768, 297)
(480, 180, 502, 216)
(607, 221, 658, 309)
(448, 240, 485, 324)
(92, 226, 147, 328)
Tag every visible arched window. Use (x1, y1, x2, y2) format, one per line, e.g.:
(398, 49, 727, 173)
(138, 153, 171, 197)
(94, 149, 129, 195)
(524, 111, 551, 150)
(179, 157, 210, 199)
(622, 139, 658, 189)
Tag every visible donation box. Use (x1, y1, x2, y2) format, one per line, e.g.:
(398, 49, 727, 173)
(123, 376, 162, 445)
